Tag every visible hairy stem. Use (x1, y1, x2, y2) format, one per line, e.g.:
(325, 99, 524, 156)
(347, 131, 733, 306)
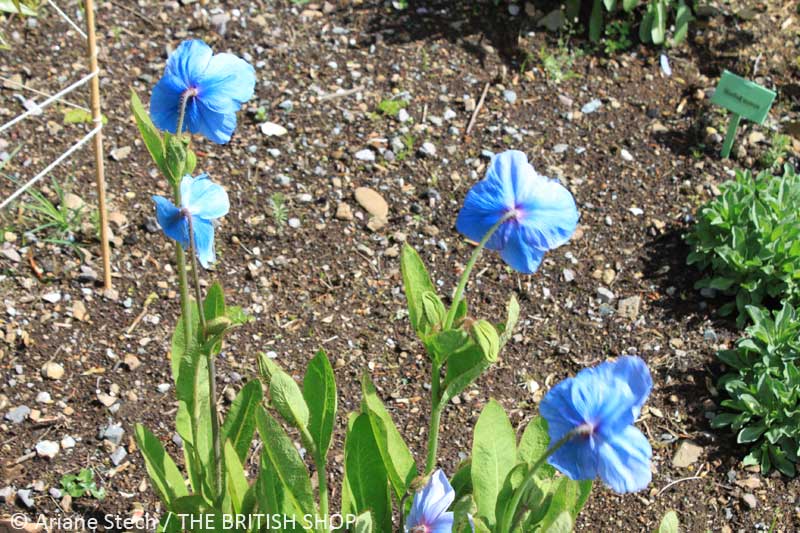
(501, 431, 577, 532)
(443, 212, 515, 331)
(186, 216, 220, 503)
(173, 96, 192, 351)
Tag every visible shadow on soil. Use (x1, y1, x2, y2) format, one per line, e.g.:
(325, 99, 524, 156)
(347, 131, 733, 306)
(641, 225, 709, 329)
(346, 0, 571, 70)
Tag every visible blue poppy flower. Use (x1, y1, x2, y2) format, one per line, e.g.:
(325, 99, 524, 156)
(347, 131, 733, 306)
(152, 174, 229, 268)
(150, 39, 256, 144)
(455, 150, 579, 274)
(406, 470, 455, 533)
(539, 356, 653, 494)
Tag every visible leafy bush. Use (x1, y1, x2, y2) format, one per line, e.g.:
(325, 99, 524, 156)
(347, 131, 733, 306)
(711, 304, 800, 476)
(686, 166, 800, 326)
(545, 0, 692, 46)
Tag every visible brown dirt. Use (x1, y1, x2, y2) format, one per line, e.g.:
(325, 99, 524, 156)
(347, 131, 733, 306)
(1, 1, 799, 532)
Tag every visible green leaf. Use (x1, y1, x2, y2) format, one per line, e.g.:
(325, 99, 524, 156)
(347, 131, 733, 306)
(255, 408, 316, 522)
(494, 463, 528, 528)
(353, 512, 373, 533)
(518, 416, 556, 478)
(170, 299, 200, 383)
(130, 90, 169, 178)
(303, 350, 337, 458)
(221, 380, 263, 463)
(450, 459, 473, 499)
(471, 399, 517, 527)
(185, 148, 198, 175)
(63, 108, 107, 125)
(0, 0, 36, 16)
(651, 0, 667, 44)
(471, 320, 501, 363)
(589, 0, 604, 42)
(737, 423, 767, 443)
(204, 282, 226, 321)
(270, 370, 311, 430)
(544, 512, 573, 533)
(656, 510, 679, 533)
(673, 2, 693, 44)
(133, 424, 188, 505)
(440, 344, 490, 406)
(499, 295, 520, 347)
(361, 374, 417, 499)
(622, 0, 638, 12)
(603, 0, 616, 10)
(639, 3, 655, 42)
(401, 243, 438, 335)
(345, 414, 392, 532)
(421, 291, 447, 330)
(165, 133, 187, 183)
(168, 495, 224, 533)
(223, 440, 249, 514)
(426, 329, 470, 366)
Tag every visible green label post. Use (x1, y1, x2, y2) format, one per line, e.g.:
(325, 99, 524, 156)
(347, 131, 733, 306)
(710, 70, 776, 159)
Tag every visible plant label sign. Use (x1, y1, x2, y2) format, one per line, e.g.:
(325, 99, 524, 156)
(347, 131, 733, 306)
(711, 70, 776, 159)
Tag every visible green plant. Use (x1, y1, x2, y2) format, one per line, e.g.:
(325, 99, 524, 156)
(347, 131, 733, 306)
(60, 468, 106, 500)
(21, 176, 89, 254)
(604, 20, 633, 54)
(711, 304, 800, 476)
(760, 134, 791, 171)
(268, 192, 288, 233)
(686, 166, 800, 326)
(395, 133, 415, 161)
(561, 0, 693, 46)
(538, 43, 581, 84)
(376, 98, 407, 118)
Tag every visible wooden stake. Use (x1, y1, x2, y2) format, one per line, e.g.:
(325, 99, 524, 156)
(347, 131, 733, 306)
(84, 0, 112, 289)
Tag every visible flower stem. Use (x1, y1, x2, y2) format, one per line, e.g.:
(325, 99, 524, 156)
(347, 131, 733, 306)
(186, 216, 221, 503)
(424, 393, 443, 474)
(500, 431, 577, 533)
(424, 212, 515, 475)
(173, 97, 192, 352)
(442, 212, 515, 330)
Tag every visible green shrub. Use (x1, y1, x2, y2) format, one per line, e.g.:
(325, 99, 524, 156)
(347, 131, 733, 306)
(563, 0, 693, 45)
(711, 304, 800, 476)
(686, 166, 800, 326)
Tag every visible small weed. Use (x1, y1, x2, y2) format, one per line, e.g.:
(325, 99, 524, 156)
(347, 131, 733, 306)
(376, 98, 407, 118)
(395, 134, 415, 162)
(760, 134, 791, 171)
(537, 41, 582, 84)
(268, 192, 288, 233)
(603, 21, 633, 55)
(60, 468, 106, 500)
(255, 106, 267, 122)
(21, 176, 89, 255)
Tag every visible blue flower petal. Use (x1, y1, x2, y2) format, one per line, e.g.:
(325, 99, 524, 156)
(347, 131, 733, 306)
(498, 224, 546, 274)
(185, 98, 237, 144)
(198, 52, 256, 112)
(455, 171, 512, 249)
(406, 470, 454, 530)
(429, 512, 454, 533)
(167, 40, 213, 86)
(548, 434, 598, 481)
(515, 177, 579, 251)
(596, 425, 652, 493)
(180, 174, 229, 219)
(192, 217, 216, 269)
(610, 356, 653, 419)
(152, 195, 188, 248)
(150, 75, 185, 134)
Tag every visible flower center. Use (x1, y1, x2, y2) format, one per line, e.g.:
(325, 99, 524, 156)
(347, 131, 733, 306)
(505, 205, 525, 222)
(574, 421, 596, 438)
(183, 87, 199, 99)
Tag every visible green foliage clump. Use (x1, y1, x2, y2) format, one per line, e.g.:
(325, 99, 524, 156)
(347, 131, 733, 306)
(712, 304, 800, 476)
(686, 166, 800, 326)
(60, 468, 106, 500)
